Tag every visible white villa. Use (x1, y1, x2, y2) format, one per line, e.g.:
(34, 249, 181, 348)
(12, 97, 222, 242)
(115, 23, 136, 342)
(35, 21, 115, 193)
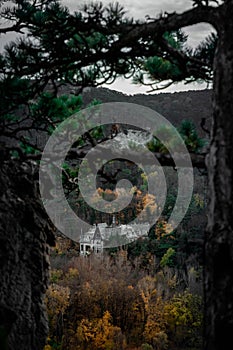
(80, 216, 150, 256)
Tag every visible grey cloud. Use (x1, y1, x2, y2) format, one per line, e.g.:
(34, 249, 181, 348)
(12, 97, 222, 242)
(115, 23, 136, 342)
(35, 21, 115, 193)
(63, 0, 191, 18)
(62, 0, 214, 48)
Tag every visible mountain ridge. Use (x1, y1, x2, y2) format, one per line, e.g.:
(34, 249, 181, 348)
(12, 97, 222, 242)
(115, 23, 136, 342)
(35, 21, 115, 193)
(80, 87, 212, 136)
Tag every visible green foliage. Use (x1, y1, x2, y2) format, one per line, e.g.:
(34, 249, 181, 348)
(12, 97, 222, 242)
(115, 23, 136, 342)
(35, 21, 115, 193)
(163, 192, 176, 217)
(30, 92, 83, 130)
(164, 291, 203, 348)
(0, 0, 215, 161)
(133, 30, 191, 87)
(147, 125, 178, 153)
(160, 247, 176, 268)
(147, 120, 206, 154)
(4, 91, 86, 158)
(144, 56, 182, 81)
(140, 173, 148, 192)
(0, 0, 214, 113)
(0, 77, 31, 115)
(163, 30, 188, 50)
(90, 125, 104, 140)
(62, 163, 79, 179)
(184, 192, 206, 222)
(193, 193, 205, 209)
(50, 269, 63, 284)
(141, 343, 154, 350)
(19, 139, 39, 155)
(178, 119, 207, 153)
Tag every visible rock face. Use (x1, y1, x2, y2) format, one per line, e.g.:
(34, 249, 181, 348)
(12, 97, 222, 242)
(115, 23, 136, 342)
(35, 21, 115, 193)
(0, 157, 55, 350)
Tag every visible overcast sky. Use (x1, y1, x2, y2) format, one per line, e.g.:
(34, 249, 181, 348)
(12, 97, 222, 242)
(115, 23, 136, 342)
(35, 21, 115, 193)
(0, 0, 214, 95)
(63, 0, 214, 94)
(63, 0, 213, 52)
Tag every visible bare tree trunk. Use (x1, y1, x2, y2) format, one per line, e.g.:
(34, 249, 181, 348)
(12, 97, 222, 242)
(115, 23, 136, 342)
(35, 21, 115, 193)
(205, 1, 233, 348)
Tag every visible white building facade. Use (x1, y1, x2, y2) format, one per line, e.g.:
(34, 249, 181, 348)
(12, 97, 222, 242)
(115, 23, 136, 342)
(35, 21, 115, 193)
(79, 218, 150, 256)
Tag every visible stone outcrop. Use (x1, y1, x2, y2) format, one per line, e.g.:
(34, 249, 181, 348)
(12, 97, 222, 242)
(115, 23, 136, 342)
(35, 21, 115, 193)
(0, 156, 55, 350)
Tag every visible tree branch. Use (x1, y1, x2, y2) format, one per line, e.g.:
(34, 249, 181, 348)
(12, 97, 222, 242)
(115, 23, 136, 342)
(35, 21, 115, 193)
(109, 5, 220, 56)
(0, 23, 25, 34)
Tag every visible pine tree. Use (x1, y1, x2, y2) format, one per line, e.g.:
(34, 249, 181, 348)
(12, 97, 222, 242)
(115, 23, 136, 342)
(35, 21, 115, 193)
(1, 1, 233, 349)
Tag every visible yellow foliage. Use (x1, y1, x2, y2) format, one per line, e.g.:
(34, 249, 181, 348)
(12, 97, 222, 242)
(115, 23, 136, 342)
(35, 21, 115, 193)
(65, 267, 79, 280)
(50, 269, 63, 283)
(193, 193, 205, 208)
(138, 276, 157, 313)
(46, 285, 70, 315)
(44, 345, 52, 350)
(45, 284, 70, 339)
(76, 311, 124, 350)
(128, 285, 134, 290)
(143, 297, 168, 348)
(155, 219, 174, 239)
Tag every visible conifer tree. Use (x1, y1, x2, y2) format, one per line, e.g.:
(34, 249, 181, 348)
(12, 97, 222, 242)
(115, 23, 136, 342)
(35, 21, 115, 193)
(1, 1, 233, 349)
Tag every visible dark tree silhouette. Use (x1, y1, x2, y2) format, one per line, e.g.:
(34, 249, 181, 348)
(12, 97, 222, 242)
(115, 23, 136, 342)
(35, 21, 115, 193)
(1, 1, 233, 349)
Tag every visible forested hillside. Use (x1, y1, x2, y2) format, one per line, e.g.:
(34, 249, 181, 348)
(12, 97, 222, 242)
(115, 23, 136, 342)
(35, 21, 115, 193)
(1, 79, 209, 350)
(68, 87, 212, 137)
(42, 87, 208, 350)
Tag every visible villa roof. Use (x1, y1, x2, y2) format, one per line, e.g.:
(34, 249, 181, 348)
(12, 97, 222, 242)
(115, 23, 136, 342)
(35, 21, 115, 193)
(93, 225, 102, 241)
